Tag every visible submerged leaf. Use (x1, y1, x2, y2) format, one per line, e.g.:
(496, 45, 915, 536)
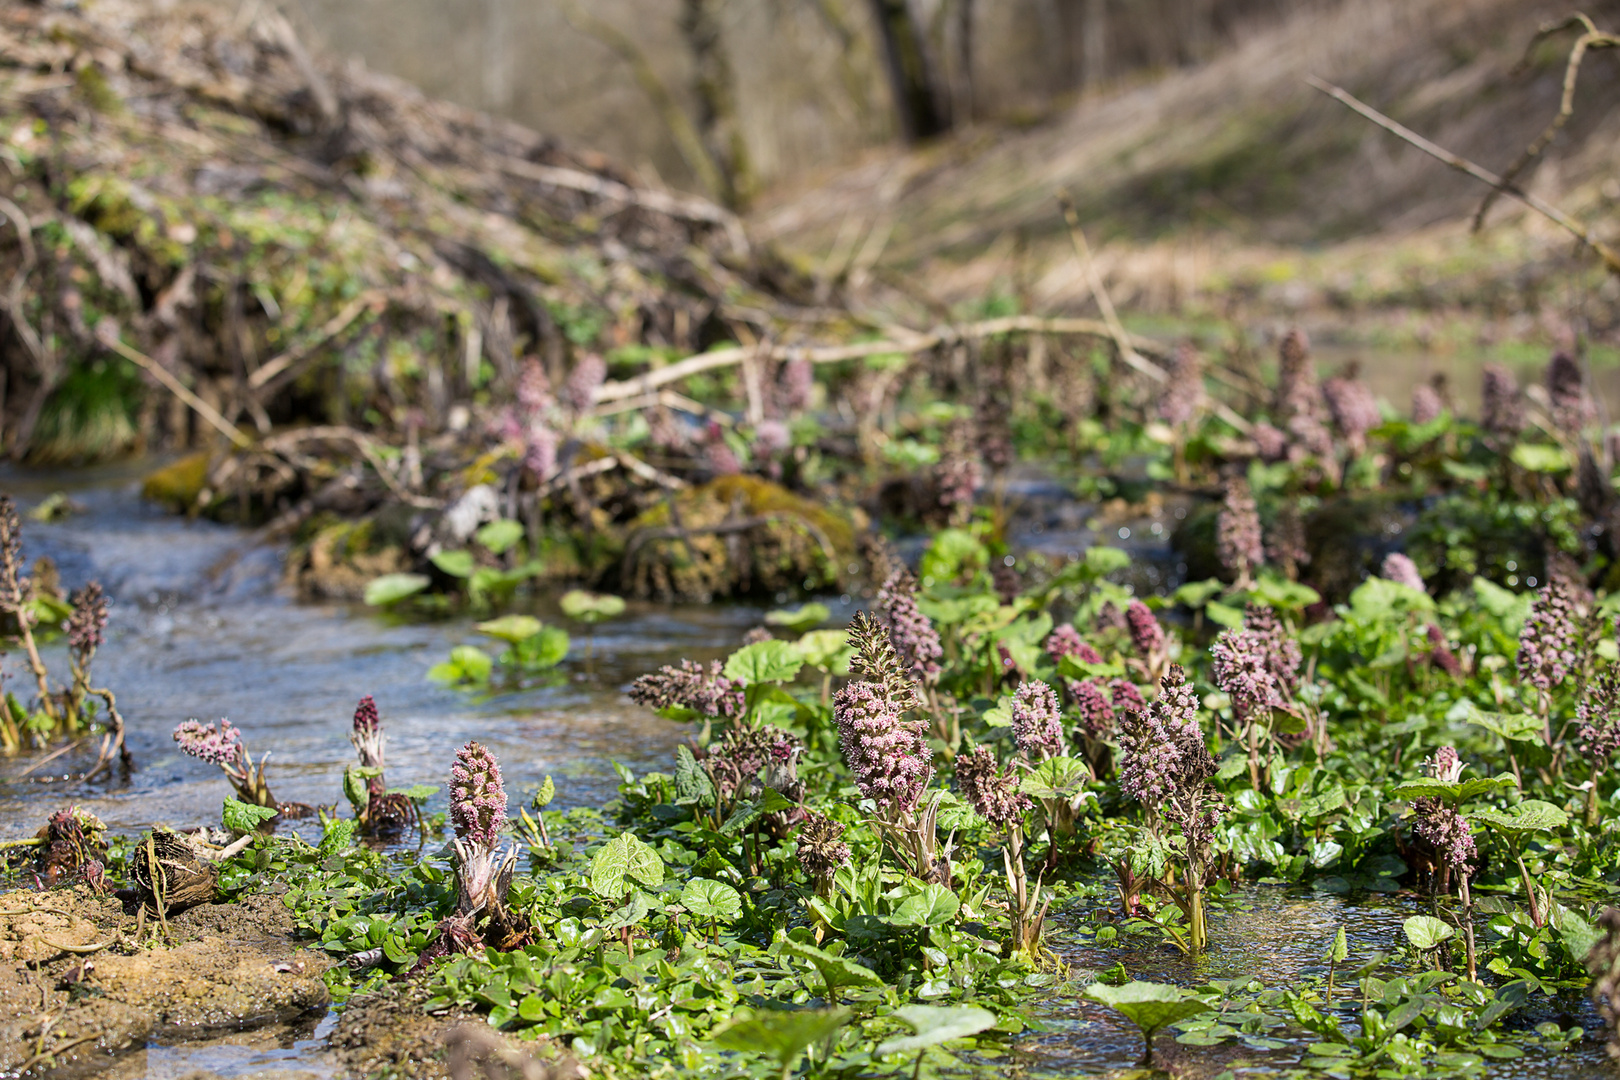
(875, 1004, 997, 1055)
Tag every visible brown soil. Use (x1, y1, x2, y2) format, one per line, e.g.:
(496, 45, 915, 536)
(0, 885, 330, 1077)
(327, 984, 474, 1080)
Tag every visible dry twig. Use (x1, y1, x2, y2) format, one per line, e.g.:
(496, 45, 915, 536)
(1307, 76, 1620, 276)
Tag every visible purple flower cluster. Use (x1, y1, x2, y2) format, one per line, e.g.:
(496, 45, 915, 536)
(352, 695, 380, 734)
(350, 695, 385, 774)
(1095, 601, 1127, 635)
(1517, 576, 1578, 692)
(516, 357, 553, 416)
(450, 741, 506, 849)
(753, 419, 790, 456)
(1069, 678, 1115, 741)
(1381, 553, 1426, 593)
(1410, 383, 1444, 425)
(833, 680, 932, 812)
(706, 724, 804, 804)
(795, 810, 851, 882)
(1426, 624, 1463, 679)
(65, 582, 109, 655)
(954, 745, 1031, 828)
(776, 358, 815, 414)
(705, 431, 743, 476)
(877, 570, 943, 686)
(1323, 371, 1381, 453)
(1012, 679, 1063, 760)
(1579, 671, 1620, 764)
(1425, 745, 1464, 784)
(1118, 665, 1210, 806)
(647, 405, 687, 450)
(1412, 796, 1476, 874)
(1272, 328, 1334, 461)
(1045, 624, 1103, 666)
(1158, 343, 1206, 428)
(174, 719, 244, 767)
(933, 418, 982, 526)
(1481, 363, 1524, 444)
(629, 659, 746, 719)
(512, 358, 559, 480)
(1251, 422, 1288, 463)
(562, 353, 607, 415)
(1110, 678, 1145, 714)
(1244, 603, 1301, 694)
(1217, 478, 1263, 582)
(1126, 600, 1165, 660)
(1546, 351, 1594, 436)
(1209, 627, 1284, 722)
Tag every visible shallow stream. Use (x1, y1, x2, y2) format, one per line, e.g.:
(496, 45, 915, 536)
(0, 467, 1613, 1078)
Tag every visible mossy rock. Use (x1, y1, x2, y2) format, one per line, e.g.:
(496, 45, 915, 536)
(289, 514, 409, 601)
(141, 452, 211, 511)
(622, 476, 855, 602)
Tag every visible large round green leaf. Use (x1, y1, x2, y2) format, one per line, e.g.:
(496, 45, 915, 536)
(1082, 981, 1212, 1037)
(475, 518, 524, 554)
(559, 589, 627, 623)
(364, 572, 431, 606)
(430, 549, 477, 578)
(1472, 800, 1568, 837)
(681, 878, 742, 922)
(875, 1004, 997, 1056)
(589, 832, 665, 899)
(475, 615, 542, 644)
(711, 1007, 851, 1072)
(1403, 914, 1454, 951)
(764, 602, 830, 632)
(723, 640, 804, 686)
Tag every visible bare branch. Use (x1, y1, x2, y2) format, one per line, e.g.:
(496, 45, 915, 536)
(1306, 76, 1620, 276)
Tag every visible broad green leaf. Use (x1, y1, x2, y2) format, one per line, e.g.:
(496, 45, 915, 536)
(1083, 546, 1131, 576)
(589, 832, 665, 899)
(723, 640, 804, 686)
(1082, 981, 1212, 1036)
(1172, 579, 1224, 609)
(681, 878, 742, 922)
(1020, 756, 1090, 800)
(1326, 927, 1349, 964)
(1349, 576, 1434, 619)
(1509, 443, 1570, 473)
(559, 589, 626, 623)
(364, 573, 431, 606)
(673, 745, 717, 808)
(1403, 915, 1454, 950)
(532, 775, 555, 809)
(428, 645, 494, 686)
(222, 796, 277, 834)
(1556, 909, 1602, 965)
(1057, 654, 1125, 680)
(342, 766, 369, 813)
(1472, 799, 1568, 837)
(795, 629, 854, 674)
(780, 935, 883, 996)
(390, 784, 439, 802)
(475, 615, 542, 644)
(1391, 773, 1518, 805)
(475, 518, 524, 554)
(711, 1007, 851, 1072)
(875, 1004, 997, 1055)
(510, 625, 570, 670)
(1251, 576, 1321, 612)
(1204, 600, 1246, 629)
(765, 602, 831, 632)
(1468, 709, 1543, 744)
(887, 883, 960, 929)
(919, 528, 988, 585)
(431, 549, 476, 578)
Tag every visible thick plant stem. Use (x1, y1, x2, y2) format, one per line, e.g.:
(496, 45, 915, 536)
(1459, 872, 1478, 982)
(1586, 777, 1601, 829)
(1189, 884, 1208, 955)
(1514, 852, 1543, 928)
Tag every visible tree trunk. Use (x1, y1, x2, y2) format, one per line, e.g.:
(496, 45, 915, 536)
(1081, 0, 1107, 89)
(865, 0, 951, 142)
(951, 0, 975, 122)
(680, 0, 755, 209)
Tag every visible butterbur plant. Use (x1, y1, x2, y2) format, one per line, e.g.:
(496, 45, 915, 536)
(1216, 478, 1263, 589)
(1578, 670, 1620, 826)
(955, 744, 1046, 958)
(795, 810, 851, 900)
(630, 659, 746, 741)
(343, 695, 419, 837)
(1410, 748, 1480, 981)
(1125, 600, 1169, 683)
(1517, 575, 1579, 755)
(449, 740, 517, 918)
(174, 718, 279, 811)
(1117, 665, 1223, 953)
(834, 611, 948, 883)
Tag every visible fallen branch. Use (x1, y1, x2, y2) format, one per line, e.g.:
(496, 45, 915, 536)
(246, 291, 384, 391)
(1058, 192, 1254, 436)
(1473, 15, 1619, 232)
(590, 315, 1170, 407)
(1307, 76, 1620, 276)
(99, 334, 252, 449)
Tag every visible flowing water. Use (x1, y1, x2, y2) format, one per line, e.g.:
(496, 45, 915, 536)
(0, 467, 1613, 1078)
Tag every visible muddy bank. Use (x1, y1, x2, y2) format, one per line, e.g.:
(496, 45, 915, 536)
(0, 885, 329, 1076)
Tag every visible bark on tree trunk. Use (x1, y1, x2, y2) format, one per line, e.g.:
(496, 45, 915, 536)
(680, 0, 755, 209)
(1081, 0, 1107, 89)
(865, 0, 952, 142)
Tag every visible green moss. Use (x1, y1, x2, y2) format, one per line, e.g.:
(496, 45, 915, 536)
(141, 452, 212, 510)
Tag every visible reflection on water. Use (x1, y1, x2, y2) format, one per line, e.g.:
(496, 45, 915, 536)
(0, 466, 770, 837)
